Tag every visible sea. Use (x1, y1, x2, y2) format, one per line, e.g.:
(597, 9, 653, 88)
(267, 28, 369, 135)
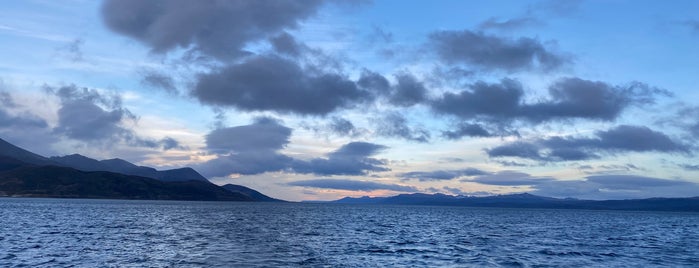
(1, 198, 698, 267)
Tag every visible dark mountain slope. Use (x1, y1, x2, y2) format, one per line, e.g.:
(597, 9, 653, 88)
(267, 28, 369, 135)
(221, 184, 284, 202)
(50, 154, 209, 183)
(0, 165, 252, 201)
(0, 138, 55, 166)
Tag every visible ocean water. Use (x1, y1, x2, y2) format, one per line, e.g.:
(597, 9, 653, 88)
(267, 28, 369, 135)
(1, 198, 698, 267)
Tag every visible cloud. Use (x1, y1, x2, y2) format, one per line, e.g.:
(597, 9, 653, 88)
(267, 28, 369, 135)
(401, 168, 489, 181)
(431, 77, 669, 124)
(47, 85, 182, 150)
(477, 17, 541, 31)
(269, 31, 306, 57)
(429, 30, 570, 72)
(357, 69, 391, 95)
(51, 85, 135, 142)
(198, 118, 389, 177)
(288, 178, 417, 192)
(0, 107, 48, 129)
(140, 70, 177, 94)
(197, 117, 294, 176)
(487, 142, 544, 160)
(205, 117, 291, 154)
(101, 0, 323, 60)
(327, 117, 361, 137)
(521, 78, 669, 122)
(192, 55, 371, 115)
(389, 73, 428, 107)
(487, 125, 687, 161)
(0, 91, 56, 155)
(292, 142, 390, 176)
(442, 123, 493, 139)
(431, 78, 525, 122)
(532, 175, 699, 200)
(374, 112, 430, 143)
(468, 171, 554, 186)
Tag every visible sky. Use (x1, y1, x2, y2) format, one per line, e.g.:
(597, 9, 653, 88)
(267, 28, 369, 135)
(1, 0, 699, 201)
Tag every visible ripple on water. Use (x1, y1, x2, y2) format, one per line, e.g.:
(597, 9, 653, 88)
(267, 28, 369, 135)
(1, 199, 698, 267)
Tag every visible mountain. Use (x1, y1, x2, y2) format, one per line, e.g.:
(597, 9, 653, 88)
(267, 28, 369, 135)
(0, 138, 56, 166)
(221, 184, 284, 202)
(0, 164, 252, 201)
(0, 137, 283, 202)
(331, 193, 699, 212)
(50, 154, 209, 183)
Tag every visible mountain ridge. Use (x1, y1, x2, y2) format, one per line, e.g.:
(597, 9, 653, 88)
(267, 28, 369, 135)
(329, 192, 699, 212)
(0, 137, 283, 202)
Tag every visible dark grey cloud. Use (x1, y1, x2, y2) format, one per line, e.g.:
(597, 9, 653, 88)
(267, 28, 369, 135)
(192, 55, 371, 115)
(101, 0, 323, 60)
(400, 168, 489, 181)
(431, 77, 669, 124)
(0, 107, 48, 129)
(269, 31, 305, 57)
(486, 141, 544, 160)
(468, 171, 554, 186)
(159, 137, 181, 150)
(442, 123, 493, 139)
(374, 113, 430, 143)
(51, 85, 135, 142)
(357, 69, 391, 96)
(301, 116, 364, 138)
(205, 117, 291, 154)
(429, 30, 570, 72)
(585, 175, 689, 189)
(487, 125, 687, 162)
(288, 178, 417, 192)
(47, 85, 182, 150)
(198, 117, 293, 177)
(198, 118, 388, 177)
(532, 175, 699, 200)
(522, 79, 669, 122)
(431, 78, 524, 122)
(477, 17, 541, 31)
(292, 142, 390, 176)
(0, 91, 56, 156)
(328, 117, 360, 137)
(389, 73, 428, 107)
(140, 70, 177, 94)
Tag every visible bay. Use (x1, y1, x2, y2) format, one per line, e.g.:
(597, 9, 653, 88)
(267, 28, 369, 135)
(1, 198, 698, 267)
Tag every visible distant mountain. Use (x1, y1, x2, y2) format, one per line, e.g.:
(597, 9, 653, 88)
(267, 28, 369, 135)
(50, 154, 209, 183)
(332, 193, 699, 212)
(221, 184, 284, 202)
(0, 137, 284, 202)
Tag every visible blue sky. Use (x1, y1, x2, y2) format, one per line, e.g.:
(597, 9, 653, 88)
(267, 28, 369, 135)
(1, 0, 699, 201)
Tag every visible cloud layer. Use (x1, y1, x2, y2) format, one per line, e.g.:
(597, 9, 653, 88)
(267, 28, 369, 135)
(488, 125, 687, 162)
(102, 0, 323, 60)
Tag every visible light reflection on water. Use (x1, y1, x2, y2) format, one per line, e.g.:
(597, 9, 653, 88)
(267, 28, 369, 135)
(1, 198, 698, 267)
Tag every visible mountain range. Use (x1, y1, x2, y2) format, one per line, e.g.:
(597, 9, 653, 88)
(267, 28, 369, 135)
(0, 137, 282, 202)
(2, 137, 698, 211)
(332, 193, 699, 212)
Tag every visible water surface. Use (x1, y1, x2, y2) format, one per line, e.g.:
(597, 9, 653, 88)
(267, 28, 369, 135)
(1, 198, 697, 267)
